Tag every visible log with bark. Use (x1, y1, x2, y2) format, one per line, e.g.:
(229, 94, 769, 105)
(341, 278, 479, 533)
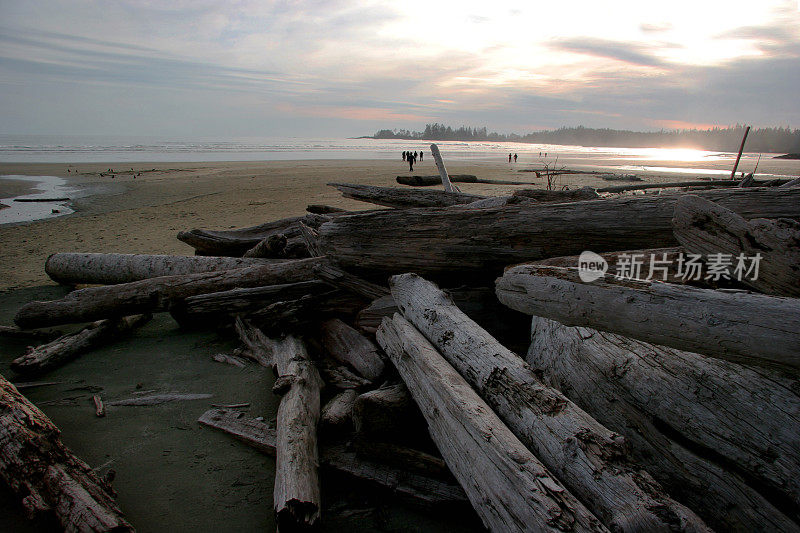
(329, 183, 484, 209)
(376, 313, 608, 533)
(270, 335, 323, 530)
(395, 175, 479, 186)
(317, 188, 800, 278)
(11, 314, 151, 376)
(672, 194, 800, 297)
(390, 273, 709, 532)
(44, 253, 277, 285)
(306, 204, 348, 215)
(0, 373, 133, 531)
(233, 316, 274, 367)
(14, 257, 324, 329)
(169, 280, 330, 325)
(0, 325, 63, 342)
(528, 316, 800, 532)
(177, 213, 330, 257)
(245, 290, 367, 335)
(512, 186, 600, 202)
(320, 318, 385, 381)
(351, 383, 428, 444)
(320, 389, 357, 433)
(496, 265, 800, 369)
(197, 408, 468, 507)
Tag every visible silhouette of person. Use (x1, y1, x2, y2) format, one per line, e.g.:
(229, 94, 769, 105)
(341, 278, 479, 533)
(402, 151, 406, 161)
(419, 151, 423, 161)
(514, 153, 518, 162)
(414, 151, 418, 160)
(508, 153, 512, 163)
(408, 153, 415, 171)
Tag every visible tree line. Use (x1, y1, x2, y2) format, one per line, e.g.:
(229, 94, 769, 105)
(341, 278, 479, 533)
(370, 123, 800, 153)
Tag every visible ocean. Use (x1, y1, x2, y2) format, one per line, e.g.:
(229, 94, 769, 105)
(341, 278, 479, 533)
(1, 135, 798, 178)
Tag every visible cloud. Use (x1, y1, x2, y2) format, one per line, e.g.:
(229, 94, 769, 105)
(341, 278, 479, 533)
(640, 23, 673, 33)
(549, 37, 668, 68)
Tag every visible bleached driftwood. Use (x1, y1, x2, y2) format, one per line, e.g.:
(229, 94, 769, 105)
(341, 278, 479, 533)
(496, 265, 800, 369)
(15, 257, 324, 329)
(512, 186, 599, 202)
(672, 194, 800, 296)
(233, 316, 273, 367)
(390, 273, 709, 532)
(320, 318, 385, 381)
(320, 389, 357, 432)
(528, 316, 799, 532)
(197, 408, 468, 506)
(270, 335, 322, 530)
(11, 314, 151, 376)
(317, 188, 800, 277)
(377, 314, 607, 532)
(329, 183, 482, 208)
(44, 252, 275, 285)
(429, 143, 460, 193)
(0, 374, 133, 531)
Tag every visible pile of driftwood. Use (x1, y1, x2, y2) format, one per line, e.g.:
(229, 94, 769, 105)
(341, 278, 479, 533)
(2, 145, 800, 532)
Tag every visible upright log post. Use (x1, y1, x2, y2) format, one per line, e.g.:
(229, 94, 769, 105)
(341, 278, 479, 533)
(429, 144, 460, 193)
(730, 125, 751, 180)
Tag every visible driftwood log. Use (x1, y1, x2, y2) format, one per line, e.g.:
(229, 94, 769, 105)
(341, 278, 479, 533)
(329, 183, 483, 208)
(0, 374, 133, 531)
(320, 319, 385, 381)
(395, 174, 478, 186)
(245, 290, 366, 334)
(351, 383, 427, 443)
(496, 265, 800, 369)
(0, 325, 62, 342)
(198, 408, 468, 506)
(535, 247, 685, 282)
(390, 273, 709, 532)
(528, 316, 800, 532)
(233, 316, 273, 367)
(312, 262, 389, 300)
(177, 213, 329, 256)
(317, 188, 800, 278)
(672, 194, 800, 296)
(376, 314, 608, 532)
(512, 186, 599, 202)
(15, 257, 324, 329)
(11, 314, 151, 376)
(320, 389, 357, 432)
(271, 335, 322, 530)
(595, 179, 784, 193)
(44, 253, 276, 285)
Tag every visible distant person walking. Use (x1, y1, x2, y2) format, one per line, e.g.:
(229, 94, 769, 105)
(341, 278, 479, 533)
(414, 151, 418, 160)
(508, 153, 512, 163)
(419, 151, 423, 161)
(514, 153, 518, 162)
(408, 152, 415, 171)
(402, 151, 406, 161)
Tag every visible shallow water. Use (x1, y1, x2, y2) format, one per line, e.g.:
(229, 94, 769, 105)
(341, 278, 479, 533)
(0, 175, 78, 225)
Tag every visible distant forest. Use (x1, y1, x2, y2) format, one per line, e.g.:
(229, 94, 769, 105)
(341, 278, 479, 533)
(370, 123, 800, 153)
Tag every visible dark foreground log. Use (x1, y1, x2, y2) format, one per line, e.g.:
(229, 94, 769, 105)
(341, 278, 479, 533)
(245, 290, 366, 334)
(351, 383, 427, 443)
(177, 213, 330, 256)
(528, 316, 800, 532)
(329, 182, 484, 208)
(198, 408, 468, 506)
(0, 374, 133, 531)
(496, 265, 800, 369)
(271, 335, 322, 530)
(673, 194, 800, 297)
(595, 179, 785, 193)
(377, 314, 608, 532)
(317, 188, 800, 278)
(44, 253, 276, 285)
(395, 175, 479, 186)
(15, 257, 324, 329)
(11, 315, 151, 376)
(512, 186, 599, 202)
(390, 273, 709, 532)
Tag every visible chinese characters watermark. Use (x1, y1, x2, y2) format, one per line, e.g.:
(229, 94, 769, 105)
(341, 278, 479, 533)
(578, 251, 761, 283)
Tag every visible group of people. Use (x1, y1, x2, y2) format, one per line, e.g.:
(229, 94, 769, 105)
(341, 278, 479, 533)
(402, 150, 423, 171)
(508, 153, 518, 163)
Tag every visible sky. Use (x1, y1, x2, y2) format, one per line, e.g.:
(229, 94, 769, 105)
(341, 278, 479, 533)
(0, 0, 798, 138)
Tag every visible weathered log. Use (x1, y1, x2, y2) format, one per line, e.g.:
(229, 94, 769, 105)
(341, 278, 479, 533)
(245, 289, 366, 334)
(354, 295, 397, 335)
(672, 194, 800, 296)
(329, 182, 483, 209)
(44, 253, 276, 285)
(0, 374, 133, 531)
(320, 389, 357, 432)
(395, 175, 479, 186)
(10, 315, 151, 376)
(316, 358, 371, 390)
(177, 213, 329, 256)
(351, 383, 427, 443)
(376, 314, 608, 532)
(109, 393, 212, 406)
(528, 316, 800, 532)
(169, 280, 329, 325)
(271, 335, 322, 530)
(0, 325, 62, 342)
(318, 188, 800, 278)
(306, 204, 348, 214)
(429, 143, 460, 193)
(391, 273, 709, 532)
(296, 221, 324, 258)
(595, 179, 778, 193)
(320, 319, 385, 381)
(781, 177, 800, 188)
(513, 186, 599, 202)
(242, 234, 287, 258)
(15, 257, 324, 329)
(739, 173, 756, 187)
(233, 316, 273, 367)
(312, 262, 389, 300)
(198, 408, 468, 506)
(496, 265, 800, 369)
